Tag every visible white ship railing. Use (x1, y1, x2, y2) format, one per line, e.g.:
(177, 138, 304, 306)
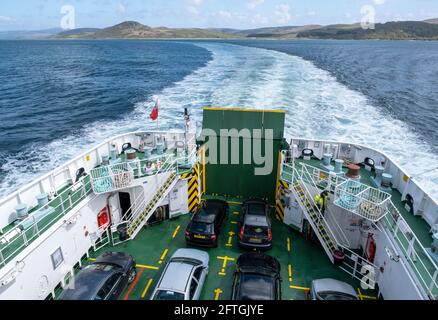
(334, 179, 391, 222)
(91, 162, 135, 194)
(0, 176, 93, 267)
(287, 136, 438, 227)
(382, 202, 438, 299)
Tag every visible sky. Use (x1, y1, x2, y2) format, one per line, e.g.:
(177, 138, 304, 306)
(0, 0, 438, 31)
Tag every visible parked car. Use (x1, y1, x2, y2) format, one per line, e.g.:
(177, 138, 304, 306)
(151, 249, 209, 300)
(238, 199, 272, 250)
(310, 279, 359, 300)
(185, 199, 229, 248)
(59, 252, 137, 300)
(231, 252, 281, 300)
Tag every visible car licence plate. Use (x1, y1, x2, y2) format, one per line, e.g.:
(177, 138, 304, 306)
(250, 238, 262, 243)
(194, 234, 206, 239)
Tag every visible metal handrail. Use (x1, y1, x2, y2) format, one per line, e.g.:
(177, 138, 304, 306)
(382, 202, 438, 299)
(0, 177, 94, 267)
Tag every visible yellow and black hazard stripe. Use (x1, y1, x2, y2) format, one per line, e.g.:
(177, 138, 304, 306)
(182, 165, 200, 213)
(276, 180, 290, 222)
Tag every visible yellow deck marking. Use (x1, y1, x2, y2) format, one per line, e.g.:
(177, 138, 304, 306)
(227, 201, 243, 205)
(141, 278, 154, 299)
(230, 221, 239, 225)
(357, 288, 363, 300)
(159, 248, 169, 264)
(233, 211, 240, 216)
(89, 258, 159, 270)
(214, 288, 223, 301)
(357, 288, 377, 300)
(172, 225, 181, 239)
(290, 285, 310, 291)
(287, 237, 291, 253)
(137, 264, 159, 270)
(226, 232, 235, 247)
(288, 264, 293, 283)
(217, 256, 235, 276)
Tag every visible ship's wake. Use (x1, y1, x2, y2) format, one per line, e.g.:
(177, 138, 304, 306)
(1, 42, 437, 203)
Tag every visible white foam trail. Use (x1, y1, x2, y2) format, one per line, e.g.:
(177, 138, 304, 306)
(1, 42, 437, 203)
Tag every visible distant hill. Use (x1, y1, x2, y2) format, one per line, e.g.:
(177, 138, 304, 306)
(211, 25, 321, 38)
(297, 21, 438, 40)
(424, 18, 438, 24)
(0, 28, 62, 40)
(56, 28, 101, 38)
(56, 21, 237, 39)
(4, 19, 438, 41)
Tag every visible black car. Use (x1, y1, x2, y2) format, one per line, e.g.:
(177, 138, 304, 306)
(185, 199, 229, 247)
(231, 253, 282, 300)
(59, 252, 137, 300)
(238, 199, 273, 251)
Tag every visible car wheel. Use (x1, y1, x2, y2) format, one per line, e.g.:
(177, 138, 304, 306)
(127, 267, 137, 284)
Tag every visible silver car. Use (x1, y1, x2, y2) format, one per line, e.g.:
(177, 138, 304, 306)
(151, 249, 209, 300)
(310, 279, 359, 300)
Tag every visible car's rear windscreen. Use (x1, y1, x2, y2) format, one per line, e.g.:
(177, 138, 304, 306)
(190, 222, 213, 234)
(247, 203, 266, 215)
(244, 225, 268, 236)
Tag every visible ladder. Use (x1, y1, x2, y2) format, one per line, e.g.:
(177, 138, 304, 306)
(292, 182, 338, 261)
(127, 172, 178, 238)
(111, 171, 179, 245)
(286, 162, 378, 287)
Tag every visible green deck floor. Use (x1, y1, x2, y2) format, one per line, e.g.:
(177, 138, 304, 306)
(90, 198, 377, 301)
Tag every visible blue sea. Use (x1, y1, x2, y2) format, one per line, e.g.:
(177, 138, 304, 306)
(0, 39, 437, 200)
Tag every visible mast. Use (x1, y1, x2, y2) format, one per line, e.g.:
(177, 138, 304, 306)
(184, 108, 190, 159)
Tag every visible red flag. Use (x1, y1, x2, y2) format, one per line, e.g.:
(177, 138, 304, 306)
(150, 100, 159, 121)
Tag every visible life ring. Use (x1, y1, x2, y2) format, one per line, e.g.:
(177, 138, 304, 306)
(122, 143, 139, 154)
(302, 149, 314, 158)
(405, 194, 414, 213)
(75, 168, 86, 183)
(364, 157, 375, 169)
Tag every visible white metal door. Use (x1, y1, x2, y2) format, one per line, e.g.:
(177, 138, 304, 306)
(108, 193, 122, 224)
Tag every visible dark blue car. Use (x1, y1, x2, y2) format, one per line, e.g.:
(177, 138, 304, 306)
(59, 252, 137, 300)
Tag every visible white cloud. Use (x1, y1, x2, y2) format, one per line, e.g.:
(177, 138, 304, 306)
(187, 0, 204, 7)
(217, 10, 232, 19)
(187, 6, 200, 16)
(247, 0, 265, 10)
(117, 3, 126, 15)
(373, 0, 385, 5)
(251, 14, 268, 25)
(0, 16, 15, 22)
(274, 4, 291, 24)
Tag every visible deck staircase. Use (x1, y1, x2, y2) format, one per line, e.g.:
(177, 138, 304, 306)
(283, 157, 438, 299)
(111, 172, 179, 245)
(127, 172, 178, 238)
(292, 182, 338, 261)
(285, 163, 378, 288)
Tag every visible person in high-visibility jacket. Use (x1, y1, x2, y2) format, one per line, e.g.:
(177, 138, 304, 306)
(322, 191, 329, 214)
(314, 193, 324, 212)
